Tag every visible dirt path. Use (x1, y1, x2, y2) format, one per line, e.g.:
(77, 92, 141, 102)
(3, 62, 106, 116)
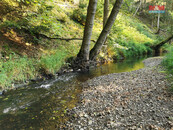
(63, 57, 173, 129)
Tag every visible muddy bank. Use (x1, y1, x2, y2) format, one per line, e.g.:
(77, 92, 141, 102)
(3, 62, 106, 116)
(63, 57, 173, 129)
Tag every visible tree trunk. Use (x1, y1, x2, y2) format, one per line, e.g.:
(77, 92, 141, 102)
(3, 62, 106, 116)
(133, 0, 141, 16)
(103, 0, 109, 28)
(154, 34, 173, 49)
(151, 15, 154, 28)
(76, 0, 98, 63)
(157, 13, 160, 33)
(153, 34, 173, 55)
(103, 0, 109, 50)
(142, 0, 146, 11)
(144, 0, 146, 4)
(89, 0, 123, 60)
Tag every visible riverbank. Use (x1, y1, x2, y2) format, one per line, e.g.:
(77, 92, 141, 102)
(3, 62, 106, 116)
(0, 0, 159, 90)
(63, 57, 173, 129)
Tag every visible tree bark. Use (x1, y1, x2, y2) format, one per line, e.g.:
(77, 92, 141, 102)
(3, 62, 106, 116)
(103, 0, 109, 50)
(151, 15, 154, 28)
(77, 0, 98, 61)
(89, 0, 123, 60)
(150, 34, 173, 55)
(133, 0, 141, 16)
(103, 0, 109, 28)
(154, 34, 173, 50)
(157, 13, 160, 33)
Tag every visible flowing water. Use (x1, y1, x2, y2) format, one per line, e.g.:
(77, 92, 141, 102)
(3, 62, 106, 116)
(0, 56, 148, 129)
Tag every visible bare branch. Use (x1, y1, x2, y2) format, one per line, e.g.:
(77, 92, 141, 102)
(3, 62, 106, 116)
(38, 33, 96, 43)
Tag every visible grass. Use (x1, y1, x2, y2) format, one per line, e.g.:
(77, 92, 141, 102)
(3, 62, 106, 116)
(0, 0, 162, 90)
(162, 47, 173, 91)
(0, 55, 37, 89)
(0, 40, 80, 90)
(106, 13, 155, 59)
(39, 49, 67, 74)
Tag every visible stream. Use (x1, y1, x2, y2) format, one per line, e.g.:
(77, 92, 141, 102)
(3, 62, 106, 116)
(0, 56, 149, 129)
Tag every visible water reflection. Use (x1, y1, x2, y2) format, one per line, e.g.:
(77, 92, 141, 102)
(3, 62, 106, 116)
(0, 56, 146, 129)
(77, 57, 145, 81)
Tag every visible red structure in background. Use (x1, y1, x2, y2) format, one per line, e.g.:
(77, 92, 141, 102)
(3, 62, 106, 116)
(149, 5, 165, 11)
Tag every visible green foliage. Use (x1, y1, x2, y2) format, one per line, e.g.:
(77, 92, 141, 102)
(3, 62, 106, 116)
(95, 0, 104, 18)
(121, 0, 135, 13)
(0, 55, 36, 89)
(0, 0, 162, 90)
(0, 49, 70, 89)
(0, 0, 55, 33)
(71, 8, 86, 25)
(163, 47, 173, 74)
(0, 20, 23, 29)
(162, 47, 173, 91)
(108, 37, 152, 59)
(39, 50, 67, 74)
(106, 13, 154, 59)
(123, 42, 152, 57)
(79, 0, 88, 8)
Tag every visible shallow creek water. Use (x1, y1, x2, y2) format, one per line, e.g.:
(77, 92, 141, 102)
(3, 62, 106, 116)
(0, 56, 148, 129)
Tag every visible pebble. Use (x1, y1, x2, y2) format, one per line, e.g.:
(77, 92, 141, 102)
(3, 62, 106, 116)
(62, 57, 173, 129)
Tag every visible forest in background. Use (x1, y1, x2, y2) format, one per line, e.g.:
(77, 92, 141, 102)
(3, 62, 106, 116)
(0, 0, 172, 90)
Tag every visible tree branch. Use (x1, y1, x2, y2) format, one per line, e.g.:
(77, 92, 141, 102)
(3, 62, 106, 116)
(38, 33, 96, 43)
(152, 34, 173, 49)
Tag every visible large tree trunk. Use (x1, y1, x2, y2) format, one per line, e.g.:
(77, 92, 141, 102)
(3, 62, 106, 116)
(89, 0, 123, 60)
(154, 34, 173, 49)
(103, 0, 109, 52)
(103, 0, 109, 28)
(154, 34, 173, 55)
(76, 0, 97, 68)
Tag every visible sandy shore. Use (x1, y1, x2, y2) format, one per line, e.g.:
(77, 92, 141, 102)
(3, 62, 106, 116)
(63, 57, 173, 129)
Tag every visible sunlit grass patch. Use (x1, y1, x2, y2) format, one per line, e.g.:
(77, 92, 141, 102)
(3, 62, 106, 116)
(162, 47, 173, 74)
(162, 47, 173, 91)
(0, 56, 37, 89)
(39, 49, 67, 74)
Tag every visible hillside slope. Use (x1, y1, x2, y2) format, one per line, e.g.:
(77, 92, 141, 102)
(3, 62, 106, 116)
(0, 0, 159, 90)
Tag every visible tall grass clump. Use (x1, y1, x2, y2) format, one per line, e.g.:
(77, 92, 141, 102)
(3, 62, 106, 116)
(162, 47, 173, 91)
(163, 47, 173, 74)
(40, 50, 67, 74)
(0, 55, 37, 89)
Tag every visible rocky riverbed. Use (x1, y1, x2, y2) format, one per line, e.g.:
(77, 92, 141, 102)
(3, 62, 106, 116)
(62, 57, 173, 129)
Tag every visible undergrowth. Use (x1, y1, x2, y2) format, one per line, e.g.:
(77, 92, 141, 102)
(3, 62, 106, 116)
(40, 49, 67, 74)
(0, 55, 36, 89)
(162, 47, 173, 91)
(0, 0, 160, 90)
(0, 48, 73, 90)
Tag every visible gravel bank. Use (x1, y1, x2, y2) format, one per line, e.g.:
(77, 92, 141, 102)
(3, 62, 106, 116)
(63, 57, 173, 129)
